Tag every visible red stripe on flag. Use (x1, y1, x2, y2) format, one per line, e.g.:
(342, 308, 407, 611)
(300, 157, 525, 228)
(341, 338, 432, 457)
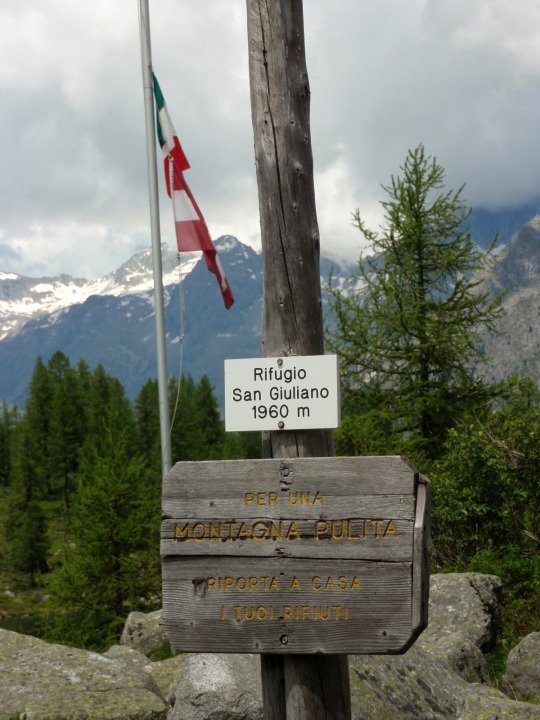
(167, 156, 234, 309)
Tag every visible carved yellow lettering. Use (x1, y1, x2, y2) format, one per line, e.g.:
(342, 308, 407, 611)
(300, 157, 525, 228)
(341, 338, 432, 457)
(302, 605, 310, 621)
(257, 492, 267, 506)
(286, 521, 301, 540)
(192, 522, 206, 541)
(269, 492, 278, 506)
(384, 520, 399, 537)
(351, 576, 362, 590)
(290, 576, 302, 591)
(269, 577, 280, 591)
(236, 522, 251, 540)
(269, 521, 283, 540)
(209, 522, 222, 540)
(206, 577, 217, 591)
(236, 577, 247, 591)
(338, 576, 347, 590)
(173, 522, 189, 541)
(311, 576, 322, 590)
(325, 577, 336, 590)
(249, 577, 259, 591)
(220, 605, 226, 620)
(251, 521, 268, 540)
(373, 519, 383, 538)
(244, 492, 255, 506)
(225, 577, 234, 591)
(313, 491, 323, 504)
(300, 492, 310, 504)
(282, 605, 293, 620)
(331, 520, 345, 540)
(315, 520, 329, 539)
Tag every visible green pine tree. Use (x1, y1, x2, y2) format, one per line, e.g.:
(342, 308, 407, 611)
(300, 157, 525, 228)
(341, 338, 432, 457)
(47, 362, 87, 510)
(47, 411, 160, 649)
(0, 402, 18, 487)
(134, 379, 161, 473)
(328, 145, 503, 460)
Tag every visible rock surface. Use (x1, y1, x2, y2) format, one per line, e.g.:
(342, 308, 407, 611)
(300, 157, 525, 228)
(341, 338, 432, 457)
(120, 608, 169, 658)
(167, 653, 263, 720)
(457, 691, 540, 719)
(0, 573, 537, 720)
(349, 647, 470, 719)
(0, 628, 167, 720)
(502, 631, 540, 702)
(416, 572, 502, 682)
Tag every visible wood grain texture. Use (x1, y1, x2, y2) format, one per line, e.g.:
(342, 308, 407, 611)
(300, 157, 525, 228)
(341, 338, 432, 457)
(411, 474, 431, 639)
(162, 456, 417, 512)
(162, 556, 412, 654)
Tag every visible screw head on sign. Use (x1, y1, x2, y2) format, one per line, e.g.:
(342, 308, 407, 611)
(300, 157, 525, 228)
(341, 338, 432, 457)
(281, 467, 290, 477)
(280, 635, 289, 645)
(278, 421, 285, 429)
(277, 358, 283, 366)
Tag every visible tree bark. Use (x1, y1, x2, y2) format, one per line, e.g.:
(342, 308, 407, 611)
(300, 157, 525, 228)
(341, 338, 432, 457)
(246, 2, 351, 718)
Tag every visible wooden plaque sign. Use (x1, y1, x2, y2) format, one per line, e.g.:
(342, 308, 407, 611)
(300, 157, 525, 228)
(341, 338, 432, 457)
(161, 456, 430, 654)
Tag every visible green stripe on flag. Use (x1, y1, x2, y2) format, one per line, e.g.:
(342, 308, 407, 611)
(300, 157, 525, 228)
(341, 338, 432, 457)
(153, 74, 166, 149)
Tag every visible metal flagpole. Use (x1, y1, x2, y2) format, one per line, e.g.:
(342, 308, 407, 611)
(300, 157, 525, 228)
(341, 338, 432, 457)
(138, 0, 172, 475)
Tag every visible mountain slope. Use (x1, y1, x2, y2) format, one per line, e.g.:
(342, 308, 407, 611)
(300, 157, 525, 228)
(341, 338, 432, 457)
(477, 216, 540, 384)
(0, 237, 354, 407)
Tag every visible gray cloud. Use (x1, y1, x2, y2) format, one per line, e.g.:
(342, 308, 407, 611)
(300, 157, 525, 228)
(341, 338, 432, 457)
(1, 0, 539, 277)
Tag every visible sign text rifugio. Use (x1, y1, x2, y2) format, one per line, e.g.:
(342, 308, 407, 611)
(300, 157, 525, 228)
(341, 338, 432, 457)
(224, 355, 340, 431)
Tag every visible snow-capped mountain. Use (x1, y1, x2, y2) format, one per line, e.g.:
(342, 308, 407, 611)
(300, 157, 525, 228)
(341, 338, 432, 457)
(2, 221, 539, 411)
(0, 244, 202, 341)
(0, 236, 355, 407)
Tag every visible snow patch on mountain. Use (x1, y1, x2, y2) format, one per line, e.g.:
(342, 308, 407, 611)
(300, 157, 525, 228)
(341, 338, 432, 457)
(0, 244, 200, 340)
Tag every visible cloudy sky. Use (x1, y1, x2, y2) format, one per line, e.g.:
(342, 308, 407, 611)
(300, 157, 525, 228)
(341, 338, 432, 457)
(1, 0, 540, 279)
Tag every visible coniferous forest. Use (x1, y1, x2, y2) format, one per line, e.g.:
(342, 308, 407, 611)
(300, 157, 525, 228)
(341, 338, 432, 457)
(0, 352, 260, 650)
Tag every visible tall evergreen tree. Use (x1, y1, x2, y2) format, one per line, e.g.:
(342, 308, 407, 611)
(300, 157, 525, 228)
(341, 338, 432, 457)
(47, 365, 87, 509)
(0, 402, 17, 487)
(192, 375, 225, 459)
(134, 379, 161, 473)
(48, 411, 160, 648)
(83, 365, 136, 458)
(19, 357, 54, 497)
(328, 145, 502, 459)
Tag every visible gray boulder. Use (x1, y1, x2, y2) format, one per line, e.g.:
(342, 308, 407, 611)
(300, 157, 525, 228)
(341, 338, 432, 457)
(167, 653, 263, 720)
(0, 628, 167, 720)
(502, 632, 540, 702)
(457, 691, 540, 719)
(350, 647, 470, 719)
(120, 608, 170, 658)
(105, 644, 185, 706)
(416, 572, 502, 681)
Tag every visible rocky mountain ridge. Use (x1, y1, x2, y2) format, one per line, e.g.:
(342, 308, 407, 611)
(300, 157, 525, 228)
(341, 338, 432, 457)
(0, 219, 539, 408)
(0, 236, 357, 407)
(477, 215, 540, 384)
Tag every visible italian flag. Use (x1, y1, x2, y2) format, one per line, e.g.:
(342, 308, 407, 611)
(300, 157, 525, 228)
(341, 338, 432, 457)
(153, 75, 234, 309)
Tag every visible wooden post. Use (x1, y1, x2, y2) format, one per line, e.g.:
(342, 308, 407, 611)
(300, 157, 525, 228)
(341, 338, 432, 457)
(246, 1, 351, 718)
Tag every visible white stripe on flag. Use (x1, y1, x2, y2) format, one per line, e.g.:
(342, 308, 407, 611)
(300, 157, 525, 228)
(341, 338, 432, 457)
(172, 189, 199, 222)
(215, 255, 228, 291)
(158, 106, 176, 154)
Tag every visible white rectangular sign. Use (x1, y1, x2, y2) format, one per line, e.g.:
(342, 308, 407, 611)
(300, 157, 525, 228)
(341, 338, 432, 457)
(224, 355, 340, 432)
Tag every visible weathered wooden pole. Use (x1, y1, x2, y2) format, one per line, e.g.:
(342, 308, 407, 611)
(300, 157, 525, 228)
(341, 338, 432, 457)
(246, 2, 352, 718)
